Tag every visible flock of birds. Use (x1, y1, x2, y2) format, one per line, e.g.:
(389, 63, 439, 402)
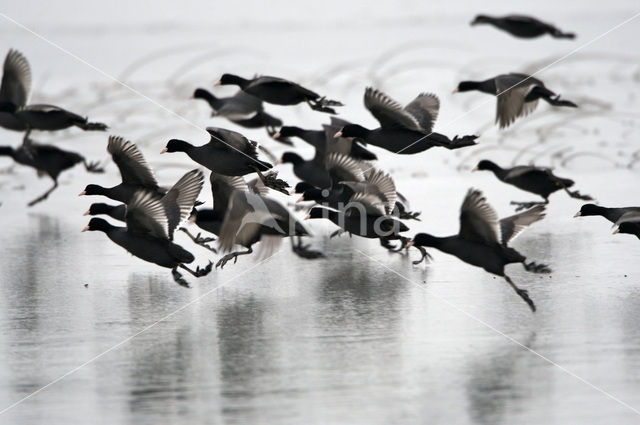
(1, 14, 639, 312)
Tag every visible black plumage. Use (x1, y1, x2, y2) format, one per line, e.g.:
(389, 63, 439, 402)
(473, 159, 593, 210)
(214, 74, 343, 114)
(410, 189, 550, 312)
(0, 141, 103, 206)
(336, 87, 477, 154)
(471, 14, 575, 39)
(453, 73, 577, 128)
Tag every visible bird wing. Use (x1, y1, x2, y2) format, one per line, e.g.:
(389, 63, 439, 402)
(500, 205, 545, 246)
(206, 126, 258, 157)
(325, 152, 365, 183)
(404, 92, 440, 133)
(125, 190, 169, 239)
(494, 74, 538, 129)
(323, 123, 351, 156)
(218, 191, 287, 252)
(459, 188, 500, 244)
(209, 172, 248, 210)
(107, 136, 159, 188)
(347, 192, 387, 216)
(504, 165, 551, 180)
(364, 87, 421, 131)
(250, 75, 320, 98)
(162, 169, 204, 238)
(364, 168, 397, 214)
(0, 49, 31, 106)
(216, 90, 264, 119)
(615, 211, 640, 226)
(247, 175, 271, 196)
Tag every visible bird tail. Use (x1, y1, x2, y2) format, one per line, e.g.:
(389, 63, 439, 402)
(551, 28, 575, 39)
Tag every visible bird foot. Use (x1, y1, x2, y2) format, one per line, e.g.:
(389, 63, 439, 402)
(308, 97, 343, 114)
(84, 160, 105, 173)
(194, 261, 213, 277)
(216, 252, 241, 269)
(524, 261, 552, 274)
(171, 269, 190, 288)
(411, 246, 432, 265)
(565, 189, 593, 201)
(179, 228, 218, 253)
(447, 135, 479, 150)
(399, 210, 421, 221)
(510, 201, 546, 212)
(255, 169, 290, 195)
(516, 288, 536, 312)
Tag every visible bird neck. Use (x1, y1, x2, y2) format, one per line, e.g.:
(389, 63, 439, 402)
(194, 88, 218, 107)
(0, 146, 15, 158)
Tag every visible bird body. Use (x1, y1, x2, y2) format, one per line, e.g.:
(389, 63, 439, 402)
(454, 73, 576, 128)
(471, 15, 575, 39)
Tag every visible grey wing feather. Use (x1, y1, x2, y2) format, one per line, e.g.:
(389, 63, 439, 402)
(206, 126, 258, 156)
(107, 136, 159, 188)
(459, 188, 500, 244)
(0, 49, 31, 105)
(500, 205, 546, 246)
(495, 74, 538, 129)
(209, 172, 248, 210)
(126, 190, 169, 239)
(162, 169, 204, 237)
(325, 152, 365, 182)
(404, 93, 440, 133)
(364, 87, 421, 131)
(347, 192, 387, 216)
(364, 168, 397, 214)
(615, 211, 640, 226)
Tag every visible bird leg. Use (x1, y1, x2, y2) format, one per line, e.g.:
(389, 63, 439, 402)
(179, 227, 217, 253)
(252, 167, 290, 195)
(379, 236, 399, 251)
(171, 268, 190, 287)
(180, 261, 213, 277)
(523, 261, 552, 274)
(410, 245, 432, 265)
(504, 275, 536, 312)
(216, 247, 253, 269)
(510, 200, 547, 212)
(27, 179, 59, 207)
(329, 229, 345, 239)
(290, 236, 324, 259)
(83, 159, 105, 173)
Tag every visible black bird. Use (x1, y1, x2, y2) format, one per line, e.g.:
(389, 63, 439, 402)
(192, 88, 285, 136)
(0, 140, 104, 206)
(614, 215, 640, 239)
(216, 189, 316, 268)
(471, 15, 575, 39)
(80, 136, 163, 203)
(305, 201, 410, 249)
(410, 189, 550, 312)
(82, 187, 211, 287)
(84, 202, 126, 221)
(574, 204, 640, 223)
(336, 87, 477, 154)
(453, 73, 577, 128)
(473, 159, 593, 210)
(161, 127, 272, 176)
(575, 204, 640, 239)
(279, 151, 364, 189)
(274, 117, 377, 161)
(294, 167, 420, 221)
(0, 49, 32, 133)
(214, 74, 343, 114)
